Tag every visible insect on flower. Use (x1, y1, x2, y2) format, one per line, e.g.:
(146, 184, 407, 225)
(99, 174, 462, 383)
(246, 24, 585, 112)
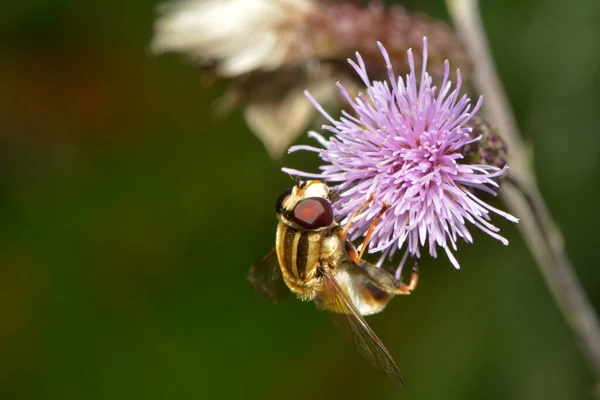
(248, 179, 419, 389)
(283, 38, 518, 274)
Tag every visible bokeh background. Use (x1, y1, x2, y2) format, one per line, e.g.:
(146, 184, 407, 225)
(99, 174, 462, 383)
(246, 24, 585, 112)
(1, 0, 600, 399)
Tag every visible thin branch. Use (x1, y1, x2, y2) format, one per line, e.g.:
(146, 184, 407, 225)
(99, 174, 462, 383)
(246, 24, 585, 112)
(446, 0, 600, 390)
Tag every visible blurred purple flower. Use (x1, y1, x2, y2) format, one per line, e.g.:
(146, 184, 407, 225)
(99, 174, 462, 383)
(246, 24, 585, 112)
(284, 38, 517, 272)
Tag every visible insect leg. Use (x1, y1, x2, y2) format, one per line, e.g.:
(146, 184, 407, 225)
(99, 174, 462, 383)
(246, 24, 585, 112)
(340, 194, 374, 237)
(403, 257, 419, 292)
(357, 203, 390, 261)
(353, 257, 420, 295)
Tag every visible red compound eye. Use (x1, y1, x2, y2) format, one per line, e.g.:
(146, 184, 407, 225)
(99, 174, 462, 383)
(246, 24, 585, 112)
(291, 197, 334, 230)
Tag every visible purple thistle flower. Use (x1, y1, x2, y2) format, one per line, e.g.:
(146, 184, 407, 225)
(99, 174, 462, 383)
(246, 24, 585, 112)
(283, 38, 518, 272)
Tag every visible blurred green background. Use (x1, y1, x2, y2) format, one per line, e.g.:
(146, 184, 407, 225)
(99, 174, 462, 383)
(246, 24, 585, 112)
(1, 0, 600, 399)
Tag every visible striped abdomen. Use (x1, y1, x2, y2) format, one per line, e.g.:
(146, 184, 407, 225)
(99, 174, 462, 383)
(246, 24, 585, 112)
(275, 221, 325, 300)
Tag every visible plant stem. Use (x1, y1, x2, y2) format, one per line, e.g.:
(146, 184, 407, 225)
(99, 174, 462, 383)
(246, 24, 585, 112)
(445, 0, 600, 389)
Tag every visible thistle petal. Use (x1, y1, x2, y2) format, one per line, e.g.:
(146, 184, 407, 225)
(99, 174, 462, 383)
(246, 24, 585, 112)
(286, 38, 517, 270)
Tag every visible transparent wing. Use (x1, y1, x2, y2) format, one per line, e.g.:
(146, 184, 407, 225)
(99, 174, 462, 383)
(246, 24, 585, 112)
(247, 248, 289, 303)
(316, 265, 408, 389)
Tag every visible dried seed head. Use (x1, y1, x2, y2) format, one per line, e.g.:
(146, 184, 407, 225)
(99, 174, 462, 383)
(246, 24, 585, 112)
(463, 116, 509, 170)
(296, 1, 472, 84)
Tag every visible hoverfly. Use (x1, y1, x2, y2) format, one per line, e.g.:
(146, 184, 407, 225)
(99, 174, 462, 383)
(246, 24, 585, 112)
(248, 179, 419, 389)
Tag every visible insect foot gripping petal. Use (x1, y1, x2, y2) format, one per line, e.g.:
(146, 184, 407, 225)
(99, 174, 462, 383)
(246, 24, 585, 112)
(392, 257, 420, 295)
